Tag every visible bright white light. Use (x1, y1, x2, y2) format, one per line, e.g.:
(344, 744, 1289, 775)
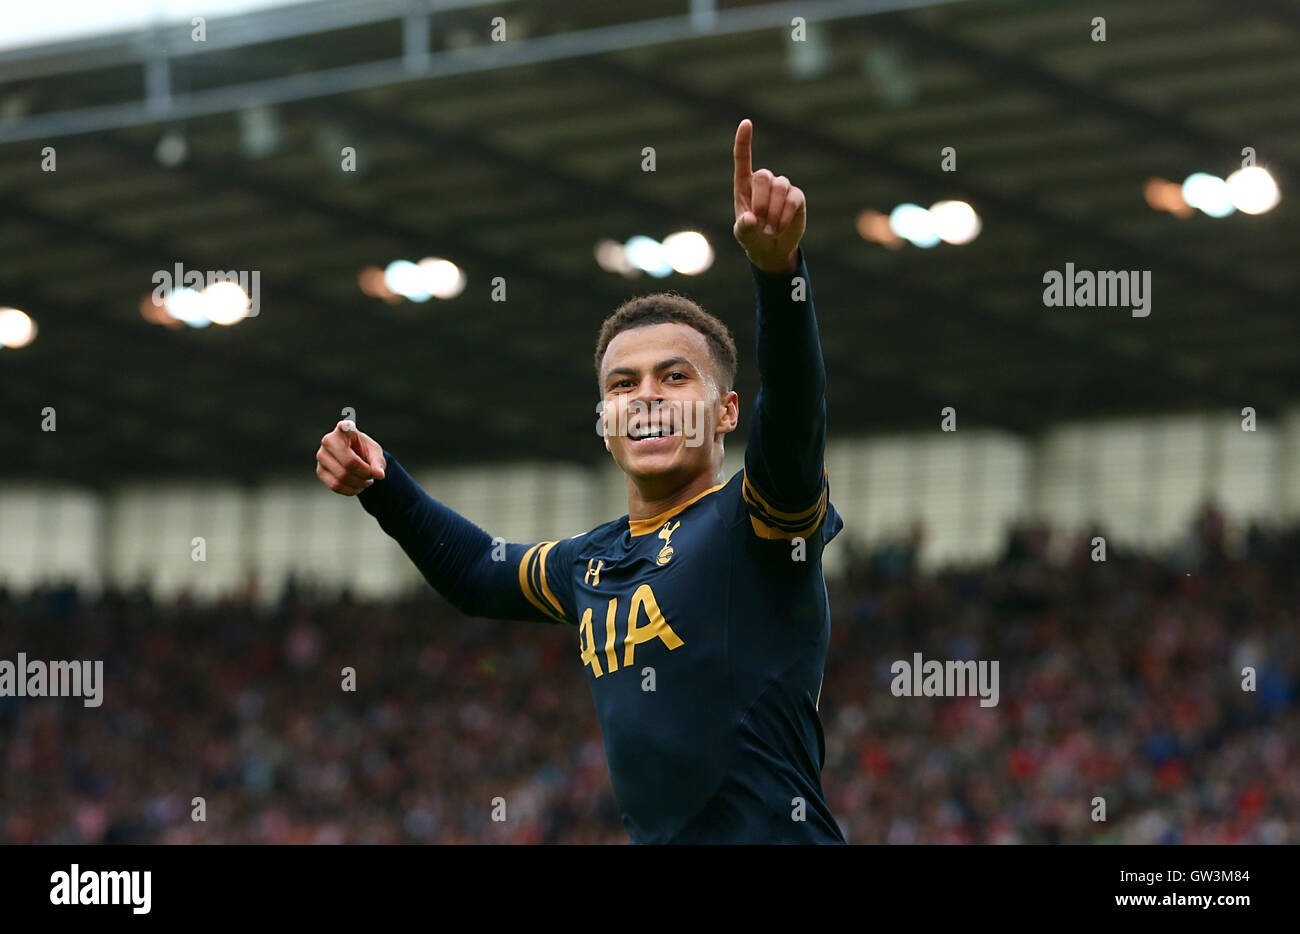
(0, 307, 37, 347)
(889, 203, 940, 247)
(1182, 173, 1235, 218)
(418, 257, 466, 299)
(155, 132, 187, 168)
(164, 288, 210, 327)
(662, 231, 714, 275)
(384, 260, 431, 302)
(1226, 166, 1280, 215)
(202, 280, 251, 325)
(929, 200, 981, 245)
(624, 236, 673, 278)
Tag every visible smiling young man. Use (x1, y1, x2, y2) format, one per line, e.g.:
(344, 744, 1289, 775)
(316, 118, 844, 844)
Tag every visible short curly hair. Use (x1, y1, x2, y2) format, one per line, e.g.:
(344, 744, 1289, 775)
(594, 292, 738, 393)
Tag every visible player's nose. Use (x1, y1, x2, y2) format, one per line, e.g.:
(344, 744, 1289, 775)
(629, 378, 664, 404)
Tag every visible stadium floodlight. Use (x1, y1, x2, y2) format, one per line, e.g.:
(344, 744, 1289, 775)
(154, 132, 187, 168)
(856, 209, 905, 249)
(202, 281, 251, 325)
(1143, 177, 1194, 218)
(889, 203, 940, 247)
(1226, 166, 1281, 215)
(418, 258, 466, 299)
(1182, 173, 1235, 218)
(163, 287, 211, 327)
(384, 260, 432, 302)
(929, 200, 982, 245)
(358, 266, 401, 303)
(662, 231, 714, 275)
(0, 307, 36, 348)
(595, 238, 638, 276)
(624, 236, 674, 277)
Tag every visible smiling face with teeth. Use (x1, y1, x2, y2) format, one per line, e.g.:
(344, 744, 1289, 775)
(599, 321, 739, 509)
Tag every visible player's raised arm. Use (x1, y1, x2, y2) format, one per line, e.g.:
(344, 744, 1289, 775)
(316, 420, 574, 624)
(732, 119, 830, 538)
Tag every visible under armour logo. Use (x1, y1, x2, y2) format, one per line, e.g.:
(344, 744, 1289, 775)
(585, 558, 604, 587)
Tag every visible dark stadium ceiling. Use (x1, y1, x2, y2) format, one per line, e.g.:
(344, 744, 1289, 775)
(1, 0, 1298, 486)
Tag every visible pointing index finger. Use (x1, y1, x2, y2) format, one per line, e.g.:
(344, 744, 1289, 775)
(733, 118, 753, 192)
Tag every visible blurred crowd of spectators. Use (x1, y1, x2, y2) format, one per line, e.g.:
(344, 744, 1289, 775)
(2, 505, 1296, 844)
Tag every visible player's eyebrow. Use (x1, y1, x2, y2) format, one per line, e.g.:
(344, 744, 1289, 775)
(604, 357, 697, 386)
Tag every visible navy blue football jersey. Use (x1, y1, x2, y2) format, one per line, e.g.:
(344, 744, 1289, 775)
(514, 466, 843, 843)
(361, 247, 844, 843)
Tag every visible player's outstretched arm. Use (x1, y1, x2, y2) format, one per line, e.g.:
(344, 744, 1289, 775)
(316, 420, 573, 624)
(731, 119, 828, 535)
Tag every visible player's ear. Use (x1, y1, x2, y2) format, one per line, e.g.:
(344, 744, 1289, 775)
(718, 390, 740, 434)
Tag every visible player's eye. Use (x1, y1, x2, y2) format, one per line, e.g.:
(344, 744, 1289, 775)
(666, 371, 687, 381)
(611, 379, 634, 390)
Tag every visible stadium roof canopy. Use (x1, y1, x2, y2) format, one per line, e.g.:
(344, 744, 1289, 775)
(2, 0, 1297, 485)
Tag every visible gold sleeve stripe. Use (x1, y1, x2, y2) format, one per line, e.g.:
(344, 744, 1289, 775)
(518, 543, 566, 624)
(742, 468, 828, 522)
(534, 541, 566, 621)
(745, 484, 828, 533)
(517, 543, 548, 616)
(746, 495, 826, 533)
(749, 493, 828, 540)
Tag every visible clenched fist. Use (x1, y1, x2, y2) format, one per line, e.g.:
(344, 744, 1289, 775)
(316, 419, 386, 495)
